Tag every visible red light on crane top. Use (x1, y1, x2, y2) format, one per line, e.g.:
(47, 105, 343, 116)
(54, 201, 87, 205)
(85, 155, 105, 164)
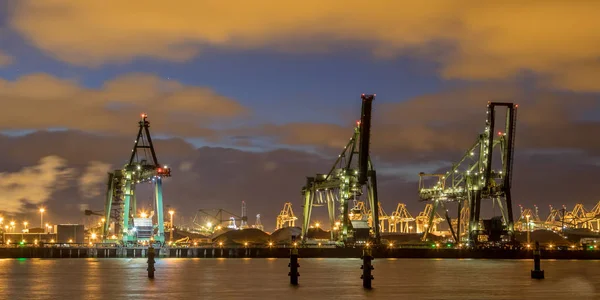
(141, 113, 147, 118)
(498, 131, 503, 136)
(356, 120, 361, 126)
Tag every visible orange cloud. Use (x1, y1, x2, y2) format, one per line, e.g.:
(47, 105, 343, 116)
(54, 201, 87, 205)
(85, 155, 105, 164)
(0, 50, 13, 66)
(9, 1, 600, 91)
(0, 73, 249, 137)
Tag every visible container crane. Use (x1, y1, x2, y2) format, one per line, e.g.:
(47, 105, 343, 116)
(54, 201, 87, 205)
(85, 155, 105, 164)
(388, 203, 414, 233)
(276, 202, 297, 230)
(102, 113, 171, 245)
(418, 102, 518, 245)
(301, 94, 380, 245)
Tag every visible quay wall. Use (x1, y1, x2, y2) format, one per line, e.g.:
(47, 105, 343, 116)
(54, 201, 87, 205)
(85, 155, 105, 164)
(1, 247, 599, 259)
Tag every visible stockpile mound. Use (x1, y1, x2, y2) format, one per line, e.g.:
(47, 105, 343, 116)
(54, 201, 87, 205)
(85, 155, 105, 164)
(270, 227, 301, 242)
(174, 229, 210, 240)
(306, 228, 330, 240)
(383, 233, 437, 243)
(213, 228, 271, 245)
(514, 230, 570, 245)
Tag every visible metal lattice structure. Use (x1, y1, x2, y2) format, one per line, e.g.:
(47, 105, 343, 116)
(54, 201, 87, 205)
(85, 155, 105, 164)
(276, 202, 297, 229)
(102, 114, 171, 244)
(539, 202, 600, 232)
(388, 203, 415, 233)
(301, 94, 380, 245)
(253, 214, 264, 231)
(418, 102, 518, 245)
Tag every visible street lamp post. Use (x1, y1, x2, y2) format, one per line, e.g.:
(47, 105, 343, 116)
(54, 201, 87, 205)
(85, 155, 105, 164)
(39, 208, 45, 229)
(168, 210, 175, 241)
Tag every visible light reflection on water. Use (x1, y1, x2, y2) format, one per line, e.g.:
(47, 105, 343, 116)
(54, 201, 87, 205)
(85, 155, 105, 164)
(0, 258, 598, 299)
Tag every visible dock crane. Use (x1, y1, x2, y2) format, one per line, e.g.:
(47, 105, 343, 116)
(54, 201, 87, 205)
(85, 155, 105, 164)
(418, 102, 518, 245)
(102, 113, 171, 245)
(276, 202, 297, 229)
(301, 94, 380, 245)
(389, 203, 415, 233)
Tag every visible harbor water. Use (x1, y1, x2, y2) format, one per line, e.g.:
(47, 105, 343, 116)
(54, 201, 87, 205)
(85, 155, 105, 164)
(0, 258, 598, 299)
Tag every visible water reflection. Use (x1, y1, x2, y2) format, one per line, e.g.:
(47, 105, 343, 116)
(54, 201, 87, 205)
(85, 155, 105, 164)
(0, 258, 596, 299)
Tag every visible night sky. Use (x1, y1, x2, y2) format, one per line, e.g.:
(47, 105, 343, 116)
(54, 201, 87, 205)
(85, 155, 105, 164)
(0, 1, 599, 230)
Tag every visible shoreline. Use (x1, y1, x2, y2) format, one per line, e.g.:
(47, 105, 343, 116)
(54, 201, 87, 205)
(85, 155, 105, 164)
(1, 247, 599, 260)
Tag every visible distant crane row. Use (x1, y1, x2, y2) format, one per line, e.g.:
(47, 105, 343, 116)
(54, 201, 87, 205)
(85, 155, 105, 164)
(278, 200, 600, 236)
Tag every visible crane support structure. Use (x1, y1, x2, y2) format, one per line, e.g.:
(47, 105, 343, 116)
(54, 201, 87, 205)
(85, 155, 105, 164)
(102, 114, 171, 245)
(302, 94, 380, 245)
(418, 102, 518, 245)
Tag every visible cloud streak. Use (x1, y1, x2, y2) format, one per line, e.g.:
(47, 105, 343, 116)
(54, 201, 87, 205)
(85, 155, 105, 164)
(8, 1, 600, 91)
(79, 161, 112, 199)
(0, 156, 73, 214)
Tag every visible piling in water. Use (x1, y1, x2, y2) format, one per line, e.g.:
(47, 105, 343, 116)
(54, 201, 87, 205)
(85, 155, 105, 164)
(147, 247, 156, 279)
(361, 247, 374, 289)
(288, 248, 300, 285)
(531, 241, 544, 279)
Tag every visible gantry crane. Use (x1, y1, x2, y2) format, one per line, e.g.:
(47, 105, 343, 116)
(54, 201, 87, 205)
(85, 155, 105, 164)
(543, 203, 600, 232)
(563, 204, 596, 229)
(349, 201, 368, 221)
(590, 201, 600, 231)
(376, 203, 389, 233)
(102, 113, 171, 244)
(301, 94, 380, 245)
(516, 205, 541, 231)
(418, 102, 518, 244)
(389, 203, 415, 233)
(276, 202, 297, 229)
(415, 204, 443, 234)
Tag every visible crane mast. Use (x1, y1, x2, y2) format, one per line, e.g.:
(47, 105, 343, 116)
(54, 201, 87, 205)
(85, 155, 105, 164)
(301, 94, 380, 245)
(418, 102, 518, 245)
(102, 113, 171, 245)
